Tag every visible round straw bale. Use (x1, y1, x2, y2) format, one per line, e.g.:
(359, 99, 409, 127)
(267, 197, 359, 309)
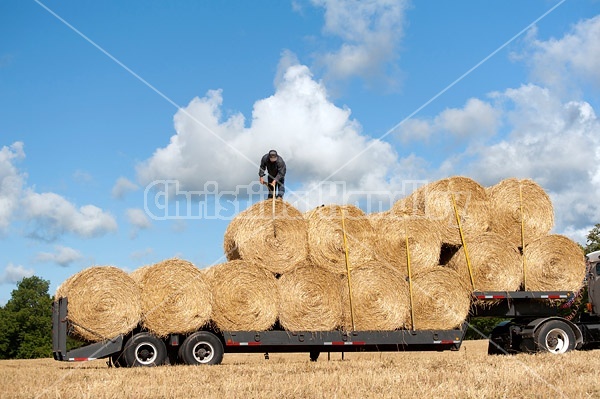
(394, 177, 490, 245)
(139, 258, 212, 337)
(224, 199, 308, 274)
(486, 178, 554, 247)
(370, 211, 443, 273)
(277, 261, 344, 331)
(306, 205, 376, 275)
(447, 232, 522, 292)
(341, 261, 410, 331)
(524, 234, 587, 291)
(411, 266, 471, 330)
(129, 264, 152, 283)
(206, 260, 278, 331)
(54, 266, 141, 342)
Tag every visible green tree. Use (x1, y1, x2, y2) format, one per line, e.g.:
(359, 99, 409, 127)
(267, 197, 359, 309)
(0, 276, 53, 359)
(585, 223, 600, 254)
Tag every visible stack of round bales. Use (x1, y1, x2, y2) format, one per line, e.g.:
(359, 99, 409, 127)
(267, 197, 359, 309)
(370, 210, 443, 273)
(277, 261, 344, 331)
(55, 266, 141, 342)
(341, 261, 410, 331)
(447, 232, 522, 291)
(135, 258, 212, 337)
(410, 266, 471, 330)
(394, 176, 490, 245)
(306, 204, 375, 275)
(205, 260, 278, 331)
(486, 178, 554, 247)
(224, 199, 307, 274)
(524, 234, 587, 291)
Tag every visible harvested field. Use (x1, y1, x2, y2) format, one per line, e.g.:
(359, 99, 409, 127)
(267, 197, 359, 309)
(2, 341, 599, 399)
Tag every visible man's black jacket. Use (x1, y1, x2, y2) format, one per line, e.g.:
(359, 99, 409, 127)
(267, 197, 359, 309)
(259, 154, 286, 182)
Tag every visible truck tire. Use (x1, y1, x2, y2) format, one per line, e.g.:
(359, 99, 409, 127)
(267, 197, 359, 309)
(178, 332, 224, 365)
(534, 320, 576, 354)
(122, 332, 167, 367)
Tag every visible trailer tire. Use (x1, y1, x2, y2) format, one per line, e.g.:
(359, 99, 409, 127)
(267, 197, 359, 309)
(178, 332, 224, 365)
(122, 332, 167, 367)
(488, 323, 511, 355)
(534, 320, 576, 354)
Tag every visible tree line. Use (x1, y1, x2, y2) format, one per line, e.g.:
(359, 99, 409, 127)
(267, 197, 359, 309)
(1, 224, 600, 359)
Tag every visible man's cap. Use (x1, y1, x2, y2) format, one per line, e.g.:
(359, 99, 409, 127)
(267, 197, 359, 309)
(269, 150, 278, 158)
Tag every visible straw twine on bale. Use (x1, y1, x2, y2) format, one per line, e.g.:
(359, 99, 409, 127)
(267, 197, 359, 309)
(411, 266, 471, 330)
(206, 260, 279, 331)
(139, 258, 212, 337)
(341, 261, 410, 331)
(524, 234, 587, 292)
(486, 178, 554, 247)
(54, 266, 141, 342)
(306, 204, 376, 275)
(393, 177, 490, 245)
(447, 232, 522, 292)
(277, 261, 344, 331)
(370, 211, 443, 273)
(223, 199, 308, 274)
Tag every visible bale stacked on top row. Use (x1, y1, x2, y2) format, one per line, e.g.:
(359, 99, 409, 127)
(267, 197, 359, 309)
(486, 178, 554, 247)
(393, 176, 491, 245)
(55, 266, 141, 342)
(306, 204, 375, 275)
(223, 200, 307, 274)
(369, 211, 443, 273)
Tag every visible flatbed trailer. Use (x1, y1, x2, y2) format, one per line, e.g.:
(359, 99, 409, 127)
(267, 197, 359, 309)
(52, 250, 600, 366)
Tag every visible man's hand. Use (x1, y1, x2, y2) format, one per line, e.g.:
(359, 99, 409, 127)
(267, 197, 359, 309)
(260, 177, 264, 185)
(271, 180, 277, 187)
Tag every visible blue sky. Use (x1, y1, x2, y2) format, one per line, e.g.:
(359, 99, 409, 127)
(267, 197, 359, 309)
(1, 0, 600, 304)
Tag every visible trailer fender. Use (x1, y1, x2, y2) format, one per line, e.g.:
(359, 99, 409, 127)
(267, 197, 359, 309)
(521, 317, 583, 349)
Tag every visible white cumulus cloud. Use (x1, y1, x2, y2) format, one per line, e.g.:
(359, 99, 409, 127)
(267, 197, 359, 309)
(35, 245, 83, 267)
(523, 15, 600, 94)
(126, 208, 152, 230)
(22, 191, 118, 241)
(112, 177, 139, 199)
(309, 0, 409, 83)
(0, 142, 25, 234)
(0, 263, 34, 284)
(137, 58, 408, 210)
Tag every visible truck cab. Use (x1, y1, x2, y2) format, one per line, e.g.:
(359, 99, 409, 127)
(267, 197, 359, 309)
(586, 250, 600, 315)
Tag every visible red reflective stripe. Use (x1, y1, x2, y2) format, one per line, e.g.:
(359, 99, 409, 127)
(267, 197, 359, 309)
(72, 358, 89, 361)
(247, 342, 261, 346)
(226, 340, 240, 346)
(225, 341, 261, 346)
(439, 340, 454, 344)
(353, 341, 365, 345)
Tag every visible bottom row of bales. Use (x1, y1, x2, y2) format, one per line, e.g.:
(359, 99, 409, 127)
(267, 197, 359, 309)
(55, 258, 472, 343)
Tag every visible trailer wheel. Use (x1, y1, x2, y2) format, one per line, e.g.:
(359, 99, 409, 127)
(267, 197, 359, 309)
(534, 320, 576, 354)
(122, 332, 167, 367)
(178, 332, 224, 365)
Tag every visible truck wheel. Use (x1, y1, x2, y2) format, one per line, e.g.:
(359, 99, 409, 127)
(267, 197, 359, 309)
(534, 320, 576, 354)
(122, 332, 167, 367)
(178, 332, 224, 365)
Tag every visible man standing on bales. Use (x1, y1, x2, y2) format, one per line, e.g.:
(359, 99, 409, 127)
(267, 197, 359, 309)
(259, 150, 286, 199)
